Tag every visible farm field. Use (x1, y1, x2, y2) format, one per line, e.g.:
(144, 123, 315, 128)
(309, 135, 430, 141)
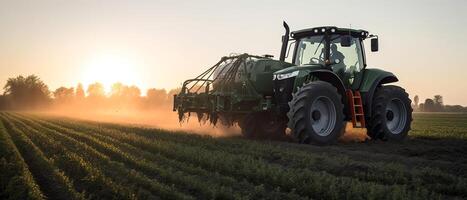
(0, 112, 466, 200)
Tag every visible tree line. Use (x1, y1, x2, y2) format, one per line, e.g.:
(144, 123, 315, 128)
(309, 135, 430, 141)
(412, 95, 467, 112)
(0, 75, 180, 111)
(1, 74, 466, 112)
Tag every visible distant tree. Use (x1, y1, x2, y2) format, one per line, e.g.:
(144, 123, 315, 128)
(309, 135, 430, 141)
(147, 88, 167, 105)
(423, 98, 435, 112)
(444, 105, 466, 112)
(433, 95, 444, 111)
(110, 82, 125, 98)
(414, 95, 419, 108)
(110, 83, 140, 99)
(87, 82, 105, 98)
(3, 75, 51, 109)
(76, 83, 85, 99)
(419, 103, 425, 112)
(53, 87, 74, 103)
(147, 88, 167, 99)
(125, 86, 141, 99)
(434, 95, 443, 105)
(107, 83, 142, 110)
(85, 82, 106, 110)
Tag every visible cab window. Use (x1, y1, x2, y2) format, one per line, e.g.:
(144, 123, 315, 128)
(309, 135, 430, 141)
(330, 37, 364, 74)
(329, 36, 364, 85)
(294, 35, 326, 66)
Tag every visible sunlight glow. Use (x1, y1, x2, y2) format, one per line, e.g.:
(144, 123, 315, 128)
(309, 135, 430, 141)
(81, 53, 141, 94)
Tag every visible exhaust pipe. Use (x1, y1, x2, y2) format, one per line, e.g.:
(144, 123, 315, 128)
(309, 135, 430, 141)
(279, 21, 290, 62)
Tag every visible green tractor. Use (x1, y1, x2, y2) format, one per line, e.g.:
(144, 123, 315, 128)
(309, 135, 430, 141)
(173, 22, 412, 144)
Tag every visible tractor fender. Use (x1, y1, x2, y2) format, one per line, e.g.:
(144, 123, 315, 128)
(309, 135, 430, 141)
(360, 69, 398, 117)
(301, 70, 350, 118)
(305, 70, 347, 99)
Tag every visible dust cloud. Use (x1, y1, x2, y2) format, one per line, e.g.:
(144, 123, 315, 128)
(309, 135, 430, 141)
(41, 110, 368, 143)
(41, 108, 241, 137)
(339, 122, 369, 143)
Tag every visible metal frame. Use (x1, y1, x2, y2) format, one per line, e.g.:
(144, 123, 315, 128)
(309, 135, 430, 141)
(174, 54, 271, 125)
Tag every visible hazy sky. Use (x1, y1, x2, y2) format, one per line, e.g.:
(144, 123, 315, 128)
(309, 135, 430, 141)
(0, 0, 466, 105)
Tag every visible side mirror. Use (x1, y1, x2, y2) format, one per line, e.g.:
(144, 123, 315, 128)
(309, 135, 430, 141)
(371, 38, 379, 52)
(341, 36, 352, 47)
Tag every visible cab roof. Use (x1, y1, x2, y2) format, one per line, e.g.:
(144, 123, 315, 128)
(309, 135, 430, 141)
(291, 26, 370, 39)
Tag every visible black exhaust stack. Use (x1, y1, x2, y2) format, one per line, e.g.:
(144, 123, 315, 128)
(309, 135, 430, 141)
(279, 21, 290, 62)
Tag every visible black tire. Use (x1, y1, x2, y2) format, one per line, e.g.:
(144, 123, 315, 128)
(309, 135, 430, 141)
(366, 85, 412, 141)
(287, 81, 345, 145)
(239, 112, 287, 140)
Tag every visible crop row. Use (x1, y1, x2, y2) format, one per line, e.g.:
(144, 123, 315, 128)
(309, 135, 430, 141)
(15, 114, 445, 199)
(79, 113, 467, 172)
(3, 113, 193, 200)
(102, 119, 465, 180)
(33, 114, 466, 198)
(10, 113, 305, 200)
(410, 113, 467, 139)
(0, 117, 43, 200)
(3, 112, 466, 199)
(1, 113, 141, 200)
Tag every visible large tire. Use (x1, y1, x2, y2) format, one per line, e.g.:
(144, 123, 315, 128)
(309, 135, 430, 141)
(239, 112, 287, 140)
(287, 81, 345, 145)
(366, 85, 412, 141)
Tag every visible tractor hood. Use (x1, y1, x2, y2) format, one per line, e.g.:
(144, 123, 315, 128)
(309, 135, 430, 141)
(273, 64, 324, 80)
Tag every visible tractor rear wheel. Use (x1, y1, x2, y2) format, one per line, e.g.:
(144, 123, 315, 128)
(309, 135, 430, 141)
(367, 85, 412, 141)
(239, 112, 287, 139)
(287, 81, 345, 145)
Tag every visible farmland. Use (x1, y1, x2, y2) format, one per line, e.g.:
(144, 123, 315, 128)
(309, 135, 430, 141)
(0, 112, 466, 200)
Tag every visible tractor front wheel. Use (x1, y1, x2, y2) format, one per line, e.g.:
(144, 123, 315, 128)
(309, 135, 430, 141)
(287, 81, 345, 145)
(239, 112, 287, 140)
(367, 85, 413, 141)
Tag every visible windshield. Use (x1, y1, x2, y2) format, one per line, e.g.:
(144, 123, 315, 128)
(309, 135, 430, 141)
(294, 35, 364, 71)
(329, 36, 364, 72)
(294, 35, 326, 66)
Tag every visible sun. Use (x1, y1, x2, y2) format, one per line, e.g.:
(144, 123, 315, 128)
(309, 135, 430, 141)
(81, 53, 140, 93)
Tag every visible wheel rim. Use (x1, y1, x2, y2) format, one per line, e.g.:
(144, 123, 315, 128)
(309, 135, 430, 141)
(385, 98, 407, 134)
(309, 96, 336, 136)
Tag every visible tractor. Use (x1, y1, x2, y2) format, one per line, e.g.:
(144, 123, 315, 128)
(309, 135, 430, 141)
(173, 22, 412, 144)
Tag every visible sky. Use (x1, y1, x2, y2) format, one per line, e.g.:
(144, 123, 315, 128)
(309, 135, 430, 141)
(0, 0, 466, 105)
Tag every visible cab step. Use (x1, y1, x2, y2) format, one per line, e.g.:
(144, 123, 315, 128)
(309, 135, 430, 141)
(346, 90, 366, 128)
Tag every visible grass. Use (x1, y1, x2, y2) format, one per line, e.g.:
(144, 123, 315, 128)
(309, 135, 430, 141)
(0, 112, 465, 199)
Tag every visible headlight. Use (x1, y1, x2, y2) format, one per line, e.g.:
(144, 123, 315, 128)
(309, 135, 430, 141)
(275, 71, 299, 80)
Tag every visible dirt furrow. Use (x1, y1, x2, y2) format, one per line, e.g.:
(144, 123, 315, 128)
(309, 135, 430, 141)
(0, 114, 84, 200)
(13, 112, 305, 200)
(0, 116, 44, 200)
(5, 113, 191, 200)
(18, 115, 439, 199)
(36, 114, 466, 197)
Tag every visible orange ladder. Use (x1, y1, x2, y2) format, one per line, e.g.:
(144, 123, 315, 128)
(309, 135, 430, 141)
(346, 90, 366, 128)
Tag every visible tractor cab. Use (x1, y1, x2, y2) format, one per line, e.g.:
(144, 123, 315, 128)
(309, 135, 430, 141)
(277, 25, 379, 89)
